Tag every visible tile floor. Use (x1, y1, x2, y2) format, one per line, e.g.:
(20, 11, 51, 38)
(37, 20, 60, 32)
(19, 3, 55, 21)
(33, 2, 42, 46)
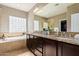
(0, 48, 34, 56)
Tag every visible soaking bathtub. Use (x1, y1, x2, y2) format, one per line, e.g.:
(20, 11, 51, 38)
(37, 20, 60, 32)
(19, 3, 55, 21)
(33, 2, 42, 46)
(0, 35, 27, 53)
(0, 35, 26, 43)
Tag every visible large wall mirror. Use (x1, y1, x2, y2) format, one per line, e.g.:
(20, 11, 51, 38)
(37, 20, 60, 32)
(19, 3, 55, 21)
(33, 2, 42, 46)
(33, 4, 79, 33)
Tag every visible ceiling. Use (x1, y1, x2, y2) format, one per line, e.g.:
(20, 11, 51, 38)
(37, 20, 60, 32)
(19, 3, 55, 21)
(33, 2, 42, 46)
(34, 3, 74, 18)
(0, 3, 74, 18)
(0, 3, 36, 12)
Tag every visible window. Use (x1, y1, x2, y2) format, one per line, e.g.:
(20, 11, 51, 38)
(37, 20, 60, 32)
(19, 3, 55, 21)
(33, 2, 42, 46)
(71, 13, 79, 32)
(9, 16, 26, 32)
(34, 20, 39, 31)
(43, 22, 48, 29)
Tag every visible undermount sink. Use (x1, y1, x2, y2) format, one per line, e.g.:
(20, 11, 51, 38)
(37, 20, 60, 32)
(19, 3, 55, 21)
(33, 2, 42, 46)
(74, 34, 79, 40)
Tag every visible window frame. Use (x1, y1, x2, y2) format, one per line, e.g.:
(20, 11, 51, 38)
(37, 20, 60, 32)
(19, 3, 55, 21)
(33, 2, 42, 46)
(9, 16, 26, 32)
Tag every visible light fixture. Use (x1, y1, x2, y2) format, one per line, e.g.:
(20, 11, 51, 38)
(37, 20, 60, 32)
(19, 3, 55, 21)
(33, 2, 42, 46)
(36, 10, 43, 14)
(55, 3, 59, 6)
(33, 8, 39, 13)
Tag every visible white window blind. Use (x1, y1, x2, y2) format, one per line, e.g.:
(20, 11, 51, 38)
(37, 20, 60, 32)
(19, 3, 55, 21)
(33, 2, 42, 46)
(9, 16, 26, 32)
(71, 13, 79, 32)
(34, 20, 39, 31)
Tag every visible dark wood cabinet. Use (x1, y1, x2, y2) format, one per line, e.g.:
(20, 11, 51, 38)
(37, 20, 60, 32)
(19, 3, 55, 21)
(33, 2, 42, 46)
(27, 35, 43, 56)
(58, 42, 63, 56)
(45, 39, 57, 56)
(62, 43, 79, 56)
(27, 34, 79, 56)
(58, 42, 79, 56)
(27, 35, 58, 56)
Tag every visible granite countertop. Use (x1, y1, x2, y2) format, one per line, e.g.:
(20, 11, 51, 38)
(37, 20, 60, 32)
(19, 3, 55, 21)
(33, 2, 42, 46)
(27, 33, 79, 46)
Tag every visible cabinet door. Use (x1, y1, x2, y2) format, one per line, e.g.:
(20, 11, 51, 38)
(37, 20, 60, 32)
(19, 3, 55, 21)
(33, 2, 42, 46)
(45, 39, 57, 56)
(62, 43, 79, 56)
(58, 42, 63, 56)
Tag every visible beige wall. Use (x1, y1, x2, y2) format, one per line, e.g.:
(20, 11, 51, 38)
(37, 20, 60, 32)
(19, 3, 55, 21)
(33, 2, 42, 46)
(48, 13, 67, 31)
(0, 5, 28, 32)
(28, 8, 34, 33)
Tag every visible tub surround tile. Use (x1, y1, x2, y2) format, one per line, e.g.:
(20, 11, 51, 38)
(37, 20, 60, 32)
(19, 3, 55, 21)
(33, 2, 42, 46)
(0, 40, 26, 53)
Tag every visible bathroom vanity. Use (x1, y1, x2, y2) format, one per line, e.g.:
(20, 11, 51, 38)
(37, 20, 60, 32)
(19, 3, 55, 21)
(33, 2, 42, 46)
(27, 33, 79, 56)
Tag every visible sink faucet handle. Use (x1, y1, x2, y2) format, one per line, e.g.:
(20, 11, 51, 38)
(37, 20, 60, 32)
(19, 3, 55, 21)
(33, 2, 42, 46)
(2, 34, 5, 39)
